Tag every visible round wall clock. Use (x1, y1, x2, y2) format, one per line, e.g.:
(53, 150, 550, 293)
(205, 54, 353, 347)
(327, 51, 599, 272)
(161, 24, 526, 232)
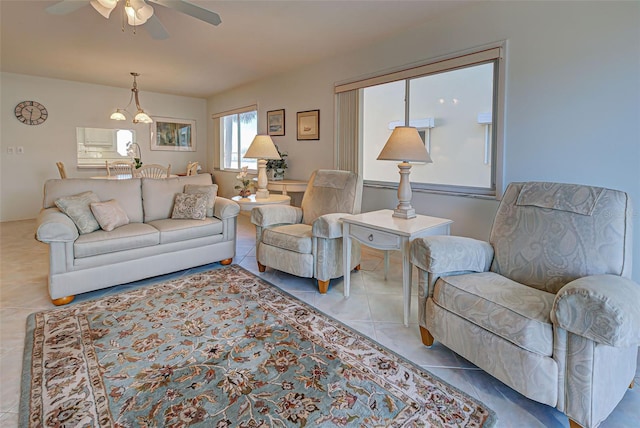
(15, 101, 48, 125)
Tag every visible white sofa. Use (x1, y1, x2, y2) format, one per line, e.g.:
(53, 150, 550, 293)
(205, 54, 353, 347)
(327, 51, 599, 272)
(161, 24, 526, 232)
(36, 173, 240, 304)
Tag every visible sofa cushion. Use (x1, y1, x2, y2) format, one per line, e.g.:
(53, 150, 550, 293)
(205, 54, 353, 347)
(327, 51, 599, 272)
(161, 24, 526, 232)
(171, 193, 208, 220)
(142, 174, 213, 222)
(262, 224, 313, 254)
(90, 199, 130, 231)
(55, 191, 101, 234)
(184, 184, 218, 217)
(147, 218, 223, 244)
(74, 223, 159, 258)
(434, 272, 555, 356)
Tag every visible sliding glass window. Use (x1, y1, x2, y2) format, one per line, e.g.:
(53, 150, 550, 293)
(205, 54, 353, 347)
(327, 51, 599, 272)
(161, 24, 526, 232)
(337, 44, 504, 196)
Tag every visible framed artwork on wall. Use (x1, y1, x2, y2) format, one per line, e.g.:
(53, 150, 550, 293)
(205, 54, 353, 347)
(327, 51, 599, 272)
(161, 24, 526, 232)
(267, 109, 285, 136)
(296, 110, 319, 140)
(151, 117, 196, 151)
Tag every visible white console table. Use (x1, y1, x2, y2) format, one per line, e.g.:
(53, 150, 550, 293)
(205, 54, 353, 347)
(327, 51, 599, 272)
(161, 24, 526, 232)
(231, 194, 291, 211)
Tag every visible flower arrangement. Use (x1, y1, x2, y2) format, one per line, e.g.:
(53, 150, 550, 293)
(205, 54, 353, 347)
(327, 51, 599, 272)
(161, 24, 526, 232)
(126, 142, 143, 169)
(234, 166, 253, 197)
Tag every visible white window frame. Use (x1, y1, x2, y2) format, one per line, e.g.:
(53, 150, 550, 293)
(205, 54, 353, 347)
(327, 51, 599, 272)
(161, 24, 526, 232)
(335, 42, 506, 198)
(212, 104, 258, 171)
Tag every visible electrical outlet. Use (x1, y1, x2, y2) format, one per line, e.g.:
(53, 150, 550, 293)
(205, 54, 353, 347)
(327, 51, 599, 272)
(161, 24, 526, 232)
(17, 146, 24, 154)
(7, 147, 15, 154)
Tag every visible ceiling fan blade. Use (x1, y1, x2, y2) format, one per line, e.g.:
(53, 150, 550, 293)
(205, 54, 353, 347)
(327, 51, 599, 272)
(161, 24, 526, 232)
(145, 15, 170, 40)
(46, 0, 91, 15)
(148, 0, 221, 26)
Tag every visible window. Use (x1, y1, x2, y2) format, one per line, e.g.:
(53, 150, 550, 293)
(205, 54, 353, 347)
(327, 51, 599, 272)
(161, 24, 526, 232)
(336, 44, 505, 197)
(216, 106, 258, 170)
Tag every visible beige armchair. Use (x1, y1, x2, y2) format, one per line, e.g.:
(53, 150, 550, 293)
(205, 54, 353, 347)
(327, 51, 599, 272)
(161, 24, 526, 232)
(251, 169, 363, 293)
(410, 182, 639, 428)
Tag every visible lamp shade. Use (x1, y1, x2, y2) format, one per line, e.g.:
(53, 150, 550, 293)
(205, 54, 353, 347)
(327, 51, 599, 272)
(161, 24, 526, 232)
(244, 135, 281, 160)
(377, 126, 432, 163)
(133, 110, 152, 124)
(110, 109, 126, 121)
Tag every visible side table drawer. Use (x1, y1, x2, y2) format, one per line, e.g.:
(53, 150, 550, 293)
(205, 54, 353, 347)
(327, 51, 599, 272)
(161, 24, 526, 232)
(349, 224, 400, 249)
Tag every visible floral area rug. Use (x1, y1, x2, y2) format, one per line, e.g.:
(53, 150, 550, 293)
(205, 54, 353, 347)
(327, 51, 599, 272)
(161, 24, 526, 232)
(20, 265, 496, 427)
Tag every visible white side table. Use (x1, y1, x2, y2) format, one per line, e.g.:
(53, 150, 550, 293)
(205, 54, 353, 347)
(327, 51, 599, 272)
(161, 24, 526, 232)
(342, 209, 453, 326)
(252, 179, 308, 196)
(231, 194, 291, 211)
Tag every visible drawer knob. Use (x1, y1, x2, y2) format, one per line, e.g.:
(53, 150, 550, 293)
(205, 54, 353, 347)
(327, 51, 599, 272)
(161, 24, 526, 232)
(368, 234, 374, 241)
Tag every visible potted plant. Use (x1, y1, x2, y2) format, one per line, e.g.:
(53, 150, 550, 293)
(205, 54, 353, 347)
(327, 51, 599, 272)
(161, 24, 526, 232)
(234, 166, 253, 197)
(266, 145, 288, 180)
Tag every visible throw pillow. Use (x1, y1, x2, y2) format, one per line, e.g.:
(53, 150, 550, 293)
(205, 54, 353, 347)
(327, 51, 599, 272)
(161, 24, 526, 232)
(184, 184, 218, 217)
(171, 193, 208, 220)
(90, 199, 130, 232)
(54, 191, 101, 234)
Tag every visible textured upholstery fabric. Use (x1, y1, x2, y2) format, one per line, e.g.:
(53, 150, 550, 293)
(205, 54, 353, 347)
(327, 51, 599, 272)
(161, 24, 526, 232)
(142, 174, 214, 222)
(411, 181, 639, 428)
(552, 275, 640, 347)
(184, 184, 218, 217)
(435, 272, 555, 356)
(36, 208, 79, 242)
(490, 182, 632, 294)
(262, 224, 313, 254)
(171, 193, 208, 220)
(54, 191, 101, 234)
(90, 199, 130, 231)
(74, 223, 159, 258)
(411, 236, 493, 274)
(147, 218, 223, 244)
(301, 170, 362, 225)
(252, 169, 363, 288)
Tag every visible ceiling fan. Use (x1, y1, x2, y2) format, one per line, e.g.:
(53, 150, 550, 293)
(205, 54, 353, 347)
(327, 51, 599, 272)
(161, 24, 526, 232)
(46, 0, 221, 40)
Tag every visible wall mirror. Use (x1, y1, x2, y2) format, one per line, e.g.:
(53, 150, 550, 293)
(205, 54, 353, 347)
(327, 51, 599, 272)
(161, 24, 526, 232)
(77, 127, 137, 168)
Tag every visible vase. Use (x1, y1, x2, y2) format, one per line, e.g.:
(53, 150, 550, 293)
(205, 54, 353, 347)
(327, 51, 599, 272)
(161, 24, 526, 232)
(239, 189, 251, 197)
(273, 168, 285, 181)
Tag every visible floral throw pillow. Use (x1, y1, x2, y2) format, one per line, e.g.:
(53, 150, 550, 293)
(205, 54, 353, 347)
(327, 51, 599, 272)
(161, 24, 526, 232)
(184, 184, 218, 217)
(171, 193, 208, 220)
(90, 199, 130, 232)
(54, 191, 101, 234)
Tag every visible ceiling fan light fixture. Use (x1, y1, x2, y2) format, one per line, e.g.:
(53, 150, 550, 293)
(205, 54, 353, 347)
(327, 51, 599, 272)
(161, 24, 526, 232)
(90, 0, 116, 19)
(126, 0, 153, 25)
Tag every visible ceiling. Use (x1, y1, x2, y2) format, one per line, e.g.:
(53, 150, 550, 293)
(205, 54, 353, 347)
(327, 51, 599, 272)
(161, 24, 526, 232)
(1, 1, 465, 98)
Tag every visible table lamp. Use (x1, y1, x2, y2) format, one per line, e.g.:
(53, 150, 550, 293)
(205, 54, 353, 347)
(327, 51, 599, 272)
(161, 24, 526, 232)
(244, 135, 281, 199)
(377, 126, 432, 219)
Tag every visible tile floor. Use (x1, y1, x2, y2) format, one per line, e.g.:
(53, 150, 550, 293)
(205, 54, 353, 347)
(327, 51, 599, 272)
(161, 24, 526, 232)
(1, 214, 639, 427)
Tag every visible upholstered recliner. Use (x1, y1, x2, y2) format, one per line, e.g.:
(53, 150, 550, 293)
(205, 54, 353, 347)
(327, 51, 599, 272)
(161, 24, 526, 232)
(251, 169, 363, 293)
(410, 182, 640, 428)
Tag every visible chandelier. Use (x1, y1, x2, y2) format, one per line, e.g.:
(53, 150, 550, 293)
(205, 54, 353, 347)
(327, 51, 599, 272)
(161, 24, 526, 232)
(110, 72, 153, 124)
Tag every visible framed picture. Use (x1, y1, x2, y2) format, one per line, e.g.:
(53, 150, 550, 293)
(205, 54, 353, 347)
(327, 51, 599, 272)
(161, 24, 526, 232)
(267, 109, 285, 136)
(297, 110, 319, 140)
(151, 117, 196, 151)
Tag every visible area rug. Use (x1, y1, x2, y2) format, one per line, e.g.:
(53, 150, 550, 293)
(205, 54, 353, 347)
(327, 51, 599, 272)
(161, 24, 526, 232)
(20, 265, 496, 427)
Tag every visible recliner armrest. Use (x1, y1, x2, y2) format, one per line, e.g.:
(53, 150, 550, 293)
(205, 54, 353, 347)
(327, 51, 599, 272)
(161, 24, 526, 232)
(36, 208, 79, 242)
(213, 197, 240, 219)
(410, 235, 494, 274)
(312, 213, 348, 239)
(551, 275, 640, 347)
(251, 205, 303, 227)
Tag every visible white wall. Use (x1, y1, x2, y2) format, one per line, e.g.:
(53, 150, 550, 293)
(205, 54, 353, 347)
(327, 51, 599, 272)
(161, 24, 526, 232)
(208, 1, 640, 280)
(1, 73, 208, 221)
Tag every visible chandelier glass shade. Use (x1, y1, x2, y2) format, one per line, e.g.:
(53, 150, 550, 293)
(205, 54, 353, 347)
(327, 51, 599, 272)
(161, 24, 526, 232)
(110, 72, 153, 124)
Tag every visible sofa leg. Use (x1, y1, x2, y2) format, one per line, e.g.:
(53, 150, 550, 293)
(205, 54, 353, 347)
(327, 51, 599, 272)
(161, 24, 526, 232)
(354, 264, 361, 271)
(318, 279, 329, 294)
(257, 261, 266, 272)
(569, 419, 583, 428)
(220, 258, 232, 265)
(52, 295, 75, 306)
(419, 326, 434, 346)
